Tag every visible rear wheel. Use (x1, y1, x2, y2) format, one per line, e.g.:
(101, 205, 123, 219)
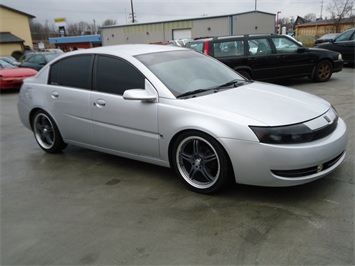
(313, 60, 333, 82)
(32, 110, 67, 153)
(171, 131, 232, 194)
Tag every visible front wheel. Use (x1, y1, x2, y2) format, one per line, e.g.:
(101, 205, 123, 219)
(32, 110, 67, 153)
(171, 131, 232, 194)
(312, 60, 333, 82)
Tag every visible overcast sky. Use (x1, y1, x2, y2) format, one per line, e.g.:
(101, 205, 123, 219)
(2, 0, 332, 26)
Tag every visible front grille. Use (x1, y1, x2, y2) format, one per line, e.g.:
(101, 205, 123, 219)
(271, 152, 344, 178)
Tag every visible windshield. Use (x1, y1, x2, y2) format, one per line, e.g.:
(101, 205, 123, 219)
(44, 53, 61, 62)
(136, 50, 244, 97)
(0, 59, 16, 69)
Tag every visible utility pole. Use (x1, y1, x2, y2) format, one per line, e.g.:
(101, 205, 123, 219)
(130, 0, 135, 23)
(255, 0, 257, 11)
(320, 0, 324, 19)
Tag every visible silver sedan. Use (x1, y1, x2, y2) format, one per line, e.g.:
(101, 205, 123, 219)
(17, 44, 347, 194)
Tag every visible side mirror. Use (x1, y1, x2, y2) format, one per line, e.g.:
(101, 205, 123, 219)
(297, 47, 307, 53)
(123, 89, 157, 102)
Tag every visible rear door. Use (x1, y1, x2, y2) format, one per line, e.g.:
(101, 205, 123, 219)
(47, 54, 94, 144)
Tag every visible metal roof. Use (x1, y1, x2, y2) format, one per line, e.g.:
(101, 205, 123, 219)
(100, 10, 275, 29)
(49, 35, 102, 44)
(0, 32, 24, 44)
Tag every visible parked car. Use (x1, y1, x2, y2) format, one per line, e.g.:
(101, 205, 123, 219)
(19, 52, 62, 71)
(314, 33, 339, 45)
(17, 45, 347, 194)
(0, 59, 37, 90)
(186, 34, 343, 82)
(0, 56, 20, 66)
(316, 28, 355, 64)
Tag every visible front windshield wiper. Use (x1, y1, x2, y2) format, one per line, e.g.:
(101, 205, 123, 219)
(177, 79, 252, 99)
(177, 88, 212, 98)
(215, 79, 253, 89)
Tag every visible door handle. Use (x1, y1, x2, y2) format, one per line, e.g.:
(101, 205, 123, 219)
(51, 91, 59, 98)
(94, 99, 106, 108)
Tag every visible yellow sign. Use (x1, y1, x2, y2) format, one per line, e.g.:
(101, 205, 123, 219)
(54, 18, 66, 23)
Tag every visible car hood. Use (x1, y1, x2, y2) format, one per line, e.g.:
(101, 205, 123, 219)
(187, 81, 330, 126)
(0, 68, 37, 77)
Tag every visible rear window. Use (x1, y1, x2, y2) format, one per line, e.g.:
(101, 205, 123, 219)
(186, 42, 204, 53)
(214, 40, 244, 58)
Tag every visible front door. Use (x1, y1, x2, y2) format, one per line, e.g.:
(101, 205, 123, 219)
(90, 55, 160, 159)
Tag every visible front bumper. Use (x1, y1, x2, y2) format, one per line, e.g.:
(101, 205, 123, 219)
(333, 60, 344, 73)
(220, 117, 347, 187)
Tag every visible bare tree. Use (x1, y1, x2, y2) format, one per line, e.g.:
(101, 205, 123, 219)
(327, 0, 354, 32)
(66, 21, 92, 36)
(30, 19, 57, 40)
(102, 19, 117, 26)
(304, 13, 317, 22)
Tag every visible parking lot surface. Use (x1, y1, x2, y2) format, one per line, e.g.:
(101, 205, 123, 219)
(1, 67, 354, 265)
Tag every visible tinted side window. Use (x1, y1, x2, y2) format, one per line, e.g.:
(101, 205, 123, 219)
(336, 30, 355, 42)
(248, 38, 272, 55)
(272, 37, 299, 54)
(95, 55, 144, 95)
(214, 40, 244, 57)
(49, 55, 93, 90)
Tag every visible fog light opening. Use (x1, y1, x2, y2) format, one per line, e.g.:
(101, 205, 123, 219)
(317, 164, 324, 173)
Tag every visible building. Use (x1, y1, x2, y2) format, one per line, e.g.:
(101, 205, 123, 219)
(0, 4, 35, 56)
(101, 11, 276, 46)
(49, 35, 102, 52)
(296, 17, 355, 37)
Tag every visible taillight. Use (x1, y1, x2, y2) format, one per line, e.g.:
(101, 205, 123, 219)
(204, 41, 210, 55)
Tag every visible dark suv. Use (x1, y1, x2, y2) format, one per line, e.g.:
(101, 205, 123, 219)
(186, 34, 343, 82)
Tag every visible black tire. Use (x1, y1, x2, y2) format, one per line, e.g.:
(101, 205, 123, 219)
(32, 110, 67, 153)
(238, 70, 251, 80)
(313, 60, 333, 82)
(171, 131, 232, 194)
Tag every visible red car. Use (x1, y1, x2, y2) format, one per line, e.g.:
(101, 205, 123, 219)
(0, 58, 37, 90)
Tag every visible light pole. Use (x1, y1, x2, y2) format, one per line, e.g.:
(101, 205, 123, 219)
(276, 11, 281, 34)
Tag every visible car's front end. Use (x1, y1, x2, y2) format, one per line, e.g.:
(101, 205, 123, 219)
(161, 80, 348, 188)
(309, 47, 344, 72)
(222, 107, 347, 186)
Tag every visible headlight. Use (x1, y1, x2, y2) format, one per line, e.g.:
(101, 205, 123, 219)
(250, 123, 314, 144)
(338, 54, 343, 61)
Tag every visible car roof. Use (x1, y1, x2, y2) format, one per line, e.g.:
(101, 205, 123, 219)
(188, 33, 282, 42)
(69, 44, 185, 57)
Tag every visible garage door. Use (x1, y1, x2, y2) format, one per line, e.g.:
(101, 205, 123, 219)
(172, 29, 192, 40)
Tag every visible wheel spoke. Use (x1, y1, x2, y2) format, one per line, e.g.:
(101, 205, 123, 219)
(188, 167, 198, 179)
(192, 139, 200, 156)
(181, 150, 194, 162)
(203, 153, 217, 163)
